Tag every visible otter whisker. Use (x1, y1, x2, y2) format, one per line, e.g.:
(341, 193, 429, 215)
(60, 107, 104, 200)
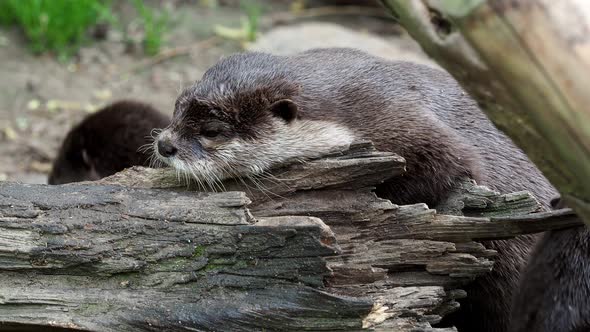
(219, 161, 251, 190)
(209, 170, 226, 192)
(148, 153, 164, 169)
(146, 154, 155, 168)
(195, 162, 216, 192)
(243, 174, 277, 201)
(179, 170, 190, 189)
(174, 167, 181, 186)
(182, 169, 191, 189)
(184, 167, 199, 190)
(205, 159, 227, 192)
(212, 156, 260, 197)
(138, 142, 154, 154)
(204, 174, 216, 192)
(152, 156, 160, 169)
(211, 147, 282, 198)
(252, 171, 291, 190)
(226, 166, 260, 199)
(227, 160, 281, 200)
(248, 172, 287, 200)
(200, 163, 218, 192)
(202, 173, 215, 192)
(187, 166, 206, 192)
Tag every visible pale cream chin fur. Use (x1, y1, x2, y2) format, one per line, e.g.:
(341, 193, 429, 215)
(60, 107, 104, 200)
(156, 118, 356, 187)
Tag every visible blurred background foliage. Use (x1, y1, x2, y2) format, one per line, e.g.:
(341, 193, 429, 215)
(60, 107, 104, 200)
(0, 0, 172, 59)
(0, 1, 387, 59)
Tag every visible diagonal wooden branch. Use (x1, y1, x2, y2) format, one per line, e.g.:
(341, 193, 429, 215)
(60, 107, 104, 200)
(379, 0, 590, 223)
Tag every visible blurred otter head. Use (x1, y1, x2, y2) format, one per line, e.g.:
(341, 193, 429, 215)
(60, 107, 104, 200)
(48, 100, 170, 184)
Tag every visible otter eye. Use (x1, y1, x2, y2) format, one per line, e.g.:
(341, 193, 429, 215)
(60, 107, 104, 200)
(201, 121, 230, 140)
(202, 129, 220, 138)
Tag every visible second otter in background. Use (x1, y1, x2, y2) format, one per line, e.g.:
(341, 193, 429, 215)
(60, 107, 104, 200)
(509, 197, 590, 332)
(48, 100, 170, 185)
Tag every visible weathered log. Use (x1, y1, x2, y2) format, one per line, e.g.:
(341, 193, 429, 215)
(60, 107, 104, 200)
(0, 142, 581, 331)
(379, 0, 590, 223)
(0, 183, 366, 331)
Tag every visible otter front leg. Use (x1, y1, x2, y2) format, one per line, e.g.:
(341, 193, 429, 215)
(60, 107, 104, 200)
(371, 119, 482, 208)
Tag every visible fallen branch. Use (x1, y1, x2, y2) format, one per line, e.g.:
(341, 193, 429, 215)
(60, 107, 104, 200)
(0, 142, 579, 331)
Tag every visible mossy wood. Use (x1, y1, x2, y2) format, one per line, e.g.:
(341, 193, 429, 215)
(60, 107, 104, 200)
(380, 0, 590, 223)
(0, 142, 580, 331)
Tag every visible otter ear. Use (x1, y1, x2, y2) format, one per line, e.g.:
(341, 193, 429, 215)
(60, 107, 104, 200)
(269, 99, 298, 123)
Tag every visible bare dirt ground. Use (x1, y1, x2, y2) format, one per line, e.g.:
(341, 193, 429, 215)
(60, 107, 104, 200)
(0, 1, 429, 184)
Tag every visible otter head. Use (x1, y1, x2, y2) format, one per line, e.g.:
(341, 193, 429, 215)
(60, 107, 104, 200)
(49, 100, 170, 185)
(154, 80, 354, 188)
(48, 144, 102, 185)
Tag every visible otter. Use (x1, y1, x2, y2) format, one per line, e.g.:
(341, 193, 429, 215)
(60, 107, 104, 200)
(509, 197, 590, 332)
(48, 100, 170, 185)
(153, 48, 557, 332)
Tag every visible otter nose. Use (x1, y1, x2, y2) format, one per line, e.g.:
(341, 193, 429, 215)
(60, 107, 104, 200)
(157, 139, 177, 158)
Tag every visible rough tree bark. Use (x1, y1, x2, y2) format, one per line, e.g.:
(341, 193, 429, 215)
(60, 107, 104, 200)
(380, 0, 590, 223)
(0, 142, 581, 331)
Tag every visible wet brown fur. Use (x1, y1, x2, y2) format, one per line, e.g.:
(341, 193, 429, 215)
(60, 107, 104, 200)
(48, 100, 170, 184)
(165, 48, 558, 332)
